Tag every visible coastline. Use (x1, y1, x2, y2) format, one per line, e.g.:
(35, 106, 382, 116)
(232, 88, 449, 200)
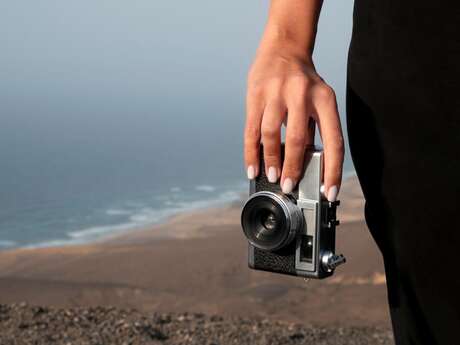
(8, 183, 247, 251)
(3, 172, 360, 252)
(105, 172, 365, 244)
(0, 175, 392, 328)
(3, 170, 358, 252)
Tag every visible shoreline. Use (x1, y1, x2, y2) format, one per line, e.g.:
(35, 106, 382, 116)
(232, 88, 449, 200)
(0, 175, 391, 328)
(2, 189, 247, 253)
(105, 172, 364, 245)
(3, 171, 360, 253)
(3, 199, 244, 255)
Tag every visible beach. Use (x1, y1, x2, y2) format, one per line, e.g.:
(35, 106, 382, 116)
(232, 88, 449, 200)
(0, 176, 393, 344)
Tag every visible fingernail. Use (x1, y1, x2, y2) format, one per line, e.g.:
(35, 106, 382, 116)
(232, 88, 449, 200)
(282, 178, 294, 194)
(247, 166, 256, 180)
(327, 185, 338, 202)
(320, 185, 325, 194)
(267, 166, 278, 183)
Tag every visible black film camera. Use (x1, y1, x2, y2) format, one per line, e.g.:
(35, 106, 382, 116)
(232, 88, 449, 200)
(241, 146, 345, 279)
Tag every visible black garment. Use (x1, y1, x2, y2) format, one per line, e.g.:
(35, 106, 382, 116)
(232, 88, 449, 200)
(347, 1, 460, 344)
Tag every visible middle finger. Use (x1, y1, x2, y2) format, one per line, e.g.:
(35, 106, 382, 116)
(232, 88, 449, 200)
(261, 101, 286, 183)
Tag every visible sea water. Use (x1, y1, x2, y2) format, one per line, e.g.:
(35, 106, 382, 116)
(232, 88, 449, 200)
(0, 0, 353, 250)
(0, 113, 249, 249)
(0, 122, 353, 250)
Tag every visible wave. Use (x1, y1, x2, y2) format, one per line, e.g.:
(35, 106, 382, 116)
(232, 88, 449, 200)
(0, 240, 16, 248)
(105, 208, 134, 216)
(24, 183, 245, 249)
(6, 172, 360, 251)
(68, 222, 136, 240)
(23, 239, 87, 249)
(195, 185, 216, 192)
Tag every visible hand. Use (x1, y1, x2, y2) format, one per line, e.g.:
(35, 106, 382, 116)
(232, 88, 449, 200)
(244, 48, 344, 201)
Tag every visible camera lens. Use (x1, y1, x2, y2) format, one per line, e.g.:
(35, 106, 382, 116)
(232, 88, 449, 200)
(261, 211, 277, 231)
(241, 191, 303, 251)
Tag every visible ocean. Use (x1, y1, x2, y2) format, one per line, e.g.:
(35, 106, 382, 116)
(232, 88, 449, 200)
(0, 70, 354, 250)
(0, 109, 250, 249)
(0, 122, 353, 250)
(0, 174, 246, 250)
(0, 0, 353, 250)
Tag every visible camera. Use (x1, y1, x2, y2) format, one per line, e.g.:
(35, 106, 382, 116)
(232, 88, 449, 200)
(241, 145, 345, 279)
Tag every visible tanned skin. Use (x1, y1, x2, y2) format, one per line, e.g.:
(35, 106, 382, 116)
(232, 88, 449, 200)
(244, 0, 344, 201)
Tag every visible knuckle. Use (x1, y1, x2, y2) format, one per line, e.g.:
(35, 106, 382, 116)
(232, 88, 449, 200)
(315, 84, 336, 103)
(264, 87, 284, 104)
(290, 75, 311, 90)
(261, 124, 279, 139)
(247, 82, 264, 99)
(286, 131, 306, 147)
(298, 78, 312, 95)
(288, 78, 311, 106)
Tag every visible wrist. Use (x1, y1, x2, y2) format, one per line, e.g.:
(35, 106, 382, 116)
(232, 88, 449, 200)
(256, 40, 314, 67)
(258, 25, 315, 64)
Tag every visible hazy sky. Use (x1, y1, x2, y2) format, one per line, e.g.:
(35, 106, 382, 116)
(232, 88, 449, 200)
(0, 1, 354, 181)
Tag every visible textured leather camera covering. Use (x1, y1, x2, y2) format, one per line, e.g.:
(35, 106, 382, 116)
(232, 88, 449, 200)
(253, 243, 297, 276)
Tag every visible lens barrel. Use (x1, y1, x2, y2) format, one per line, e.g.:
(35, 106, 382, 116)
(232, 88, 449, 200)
(241, 191, 303, 251)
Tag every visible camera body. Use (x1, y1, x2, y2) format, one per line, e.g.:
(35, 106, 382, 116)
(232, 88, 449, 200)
(241, 146, 345, 279)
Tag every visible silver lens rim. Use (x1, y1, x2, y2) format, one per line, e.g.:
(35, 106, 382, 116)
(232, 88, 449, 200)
(241, 191, 303, 251)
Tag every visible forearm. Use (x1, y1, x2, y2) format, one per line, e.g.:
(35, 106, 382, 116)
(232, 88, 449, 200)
(258, 0, 323, 60)
(245, 0, 343, 198)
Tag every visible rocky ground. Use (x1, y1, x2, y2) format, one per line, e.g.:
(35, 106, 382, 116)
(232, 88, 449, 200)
(0, 303, 393, 345)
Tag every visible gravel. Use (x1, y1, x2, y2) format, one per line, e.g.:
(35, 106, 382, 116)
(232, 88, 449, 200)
(0, 303, 394, 345)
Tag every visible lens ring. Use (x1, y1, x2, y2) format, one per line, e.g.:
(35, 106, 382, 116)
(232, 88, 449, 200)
(241, 191, 303, 251)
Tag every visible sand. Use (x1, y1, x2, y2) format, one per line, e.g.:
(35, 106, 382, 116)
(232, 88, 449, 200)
(0, 303, 394, 345)
(0, 176, 391, 329)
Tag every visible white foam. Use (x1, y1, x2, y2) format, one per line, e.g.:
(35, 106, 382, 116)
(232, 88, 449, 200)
(170, 187, 182, 192)
(0, 240, 16, 248)
(106, 208, 133, 216)
(123, 201, 146, 208)
(133, 206, 185, 223)
(69, 222, 136, 240)
(24, 239, 81, 249)
(65, 207, 185, 244)
(24, 181, 246, 249)
(195, 185, 216, 192)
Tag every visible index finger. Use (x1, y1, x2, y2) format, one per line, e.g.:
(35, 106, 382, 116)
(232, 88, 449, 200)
(244, 88, 264, 179)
